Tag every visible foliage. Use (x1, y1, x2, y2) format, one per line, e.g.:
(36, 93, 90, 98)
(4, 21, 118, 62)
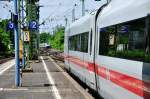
(0, 19, 13, 56)
(48, 26, 65, 51)
(40, 32, 49, 43)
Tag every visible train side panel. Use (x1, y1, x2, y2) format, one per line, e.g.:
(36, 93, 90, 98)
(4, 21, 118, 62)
(64, 14, 97, 90)
(96, 0, 150, 99)
(84, 15, 97, 90)
(95, 56, 143, 99)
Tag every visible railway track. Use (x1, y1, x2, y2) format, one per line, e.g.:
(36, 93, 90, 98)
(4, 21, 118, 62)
(0, 57, 14, 64)
(39, 48, 64, 62)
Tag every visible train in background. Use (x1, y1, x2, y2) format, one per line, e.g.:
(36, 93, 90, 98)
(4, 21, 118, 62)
(39, 43, 50, 49)
(64, 0, 150, 99)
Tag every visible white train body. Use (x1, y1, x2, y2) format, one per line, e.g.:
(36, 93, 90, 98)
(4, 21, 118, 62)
(64, 0, 150, 99)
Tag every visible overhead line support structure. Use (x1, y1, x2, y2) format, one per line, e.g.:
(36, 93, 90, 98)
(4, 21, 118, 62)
(13, 0, 20, 87)
(21, 0, 25, 68)
(81, 0, 85, 16)
(26, 0, 39, 60)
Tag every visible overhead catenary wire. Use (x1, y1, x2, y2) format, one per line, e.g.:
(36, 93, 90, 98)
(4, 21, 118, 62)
(40, 1, 101, 33)
(41, 6, 74, 24)
(40, 0, 83, 25)
(41, 0, 98, 26)
(40, 6, 74, 33)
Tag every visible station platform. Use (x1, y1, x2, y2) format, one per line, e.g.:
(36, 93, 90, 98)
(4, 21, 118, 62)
(0, 56, 93, 99)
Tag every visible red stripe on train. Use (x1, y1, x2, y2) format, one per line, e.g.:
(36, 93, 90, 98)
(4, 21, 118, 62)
(97, 66, 107, 79)
(109, 70, 143, 97)
(64, 55, 144, 97)
(66, 56, 88, 69)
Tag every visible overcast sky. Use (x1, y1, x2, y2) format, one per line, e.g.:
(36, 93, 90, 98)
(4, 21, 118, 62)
(0, 1, 13, 19)
(0, 0, 106, 33)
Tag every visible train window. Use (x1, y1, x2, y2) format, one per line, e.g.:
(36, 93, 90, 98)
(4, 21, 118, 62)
(76, 35, 81, 51)
(69, 32, 89, 53)
(99, 26, 116, 55)
(81, 32, 89, 52)
(69, 36, 73, 50)
(99, 17, 150, 62)
(69, 35, 77, 51)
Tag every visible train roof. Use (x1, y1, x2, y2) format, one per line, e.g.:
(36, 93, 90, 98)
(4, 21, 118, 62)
(97, 0, 150, 28)
(66, 13, 95, 36)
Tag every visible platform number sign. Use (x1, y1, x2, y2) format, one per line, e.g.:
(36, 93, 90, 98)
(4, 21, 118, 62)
(24, 31, 30, 42)
(8, 21, 14, 29)
(29, 21, 38, 30)
(121, 26, 129, 33)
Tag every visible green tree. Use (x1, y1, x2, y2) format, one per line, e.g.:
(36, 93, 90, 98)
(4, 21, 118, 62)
(0, 19, 12, 57)
(49, 26, 65, 51)
(40, 32, 49, 43)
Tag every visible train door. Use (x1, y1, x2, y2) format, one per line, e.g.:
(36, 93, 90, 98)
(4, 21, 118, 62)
(74, 34, 85, 81)
(68, 33, 85, 81)
(83, 29, 97, 90)
(94, 26, 101, 94)
(95, 25, 114, 99)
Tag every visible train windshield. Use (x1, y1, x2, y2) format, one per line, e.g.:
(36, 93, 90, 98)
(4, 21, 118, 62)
(99, 17, 150, 62)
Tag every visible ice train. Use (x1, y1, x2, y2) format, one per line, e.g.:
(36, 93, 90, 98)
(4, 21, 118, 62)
(64, 0, 150, 99)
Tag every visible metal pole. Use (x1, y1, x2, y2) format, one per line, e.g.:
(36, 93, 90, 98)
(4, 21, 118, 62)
(72, 4, 77, 22)
(13, 0, 20, 86)
(72, 7, 75, 22)
(81, 0, 85, 16)
(107, 0, 111, 4)
(18, 0, 21, 68)
(65, 17, 68, 27)
(22, 0, 25, 68)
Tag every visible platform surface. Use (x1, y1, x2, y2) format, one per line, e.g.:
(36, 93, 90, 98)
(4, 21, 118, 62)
(0, 56, 93, 99)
